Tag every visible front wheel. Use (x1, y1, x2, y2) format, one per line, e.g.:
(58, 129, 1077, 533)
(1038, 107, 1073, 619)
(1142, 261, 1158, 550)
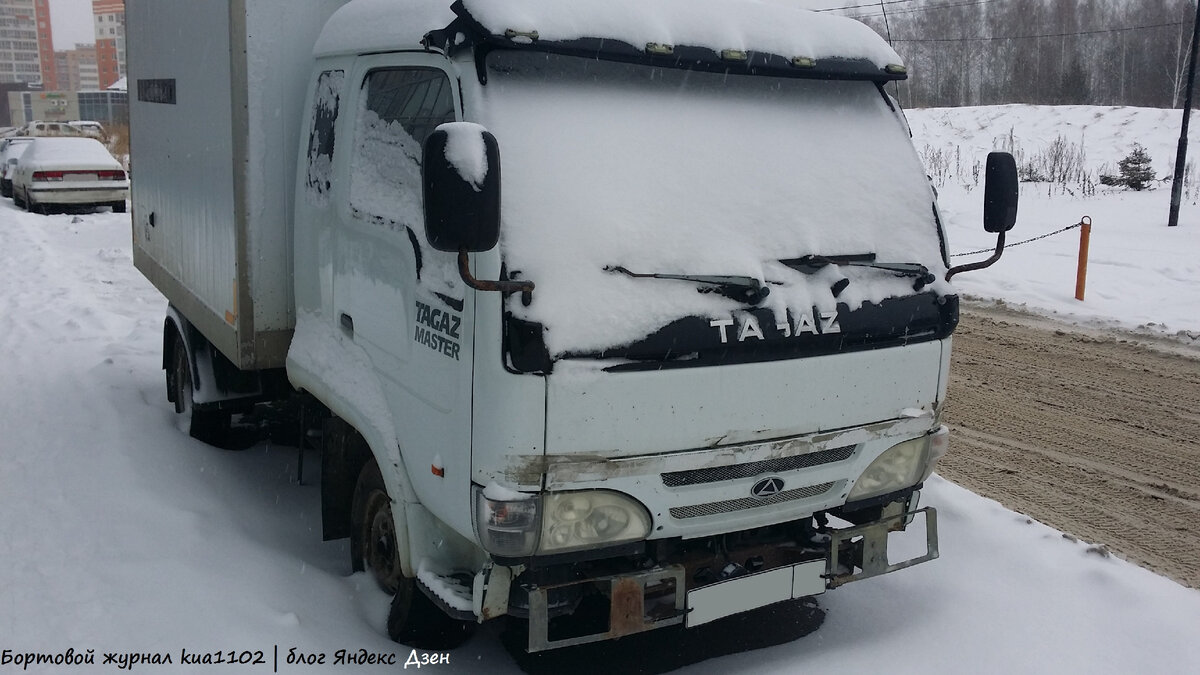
(350, 458, 473, 649)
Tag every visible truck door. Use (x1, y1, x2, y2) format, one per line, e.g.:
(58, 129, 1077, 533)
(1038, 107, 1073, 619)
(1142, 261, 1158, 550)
(332, 54, 475, 537)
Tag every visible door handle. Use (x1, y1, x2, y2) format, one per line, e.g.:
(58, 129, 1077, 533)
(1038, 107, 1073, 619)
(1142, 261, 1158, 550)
(339, 313, 354, 335)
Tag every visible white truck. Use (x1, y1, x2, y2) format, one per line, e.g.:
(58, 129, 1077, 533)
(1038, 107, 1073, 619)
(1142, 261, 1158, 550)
(129, 0, 1017, 652)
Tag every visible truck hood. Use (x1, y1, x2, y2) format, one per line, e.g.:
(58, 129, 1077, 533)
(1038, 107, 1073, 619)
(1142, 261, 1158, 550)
(544, 339, 946, 458)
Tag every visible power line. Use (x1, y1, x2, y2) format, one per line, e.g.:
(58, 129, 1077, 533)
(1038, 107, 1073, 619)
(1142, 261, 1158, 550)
(812, 0, 917, 13)
(891, 20, 1186, 43)
(849, 0, 999, 20)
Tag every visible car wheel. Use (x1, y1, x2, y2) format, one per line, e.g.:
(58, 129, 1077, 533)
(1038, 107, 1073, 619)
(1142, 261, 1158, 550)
(169, 332, 231, 445)
(351, 458, 474, 649)
(112, 201, 127, 213)
(12, 188, 24, 209)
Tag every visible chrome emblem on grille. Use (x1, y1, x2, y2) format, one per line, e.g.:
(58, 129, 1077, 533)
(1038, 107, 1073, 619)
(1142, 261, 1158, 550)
(751, 477, 785, 498)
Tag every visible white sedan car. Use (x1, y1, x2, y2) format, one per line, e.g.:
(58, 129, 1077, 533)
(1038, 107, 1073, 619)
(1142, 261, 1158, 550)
(0, 136, 33, 198)
(12, 137, 129, 214)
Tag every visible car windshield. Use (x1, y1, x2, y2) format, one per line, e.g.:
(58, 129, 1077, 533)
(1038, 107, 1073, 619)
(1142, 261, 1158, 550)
(477, 50, 944, 357)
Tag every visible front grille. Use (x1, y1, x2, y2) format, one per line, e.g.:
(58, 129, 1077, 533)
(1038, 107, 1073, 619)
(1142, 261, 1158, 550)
(669, 481, 837, 519)
(661, 445, 855, 487)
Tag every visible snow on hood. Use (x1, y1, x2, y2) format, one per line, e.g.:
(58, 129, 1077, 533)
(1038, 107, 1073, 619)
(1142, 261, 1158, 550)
(460, 0, 902, 67)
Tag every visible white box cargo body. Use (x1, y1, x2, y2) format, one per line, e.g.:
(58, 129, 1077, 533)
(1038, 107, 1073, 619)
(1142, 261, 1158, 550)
(129, 0, 346, 369)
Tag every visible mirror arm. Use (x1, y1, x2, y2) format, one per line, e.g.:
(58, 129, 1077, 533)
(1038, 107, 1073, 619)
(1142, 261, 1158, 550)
(458, 249, 534, 306)
(945, 231, 1006, 282)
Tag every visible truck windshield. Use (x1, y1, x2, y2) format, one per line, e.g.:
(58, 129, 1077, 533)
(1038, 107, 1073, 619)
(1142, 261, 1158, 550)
(477, 50, 949, 364)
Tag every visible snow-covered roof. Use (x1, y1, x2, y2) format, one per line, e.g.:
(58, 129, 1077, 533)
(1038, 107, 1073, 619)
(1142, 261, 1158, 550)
(460, 0, 902, 71)
(315, 0, 455, 56)
(315, 0, 903, 77)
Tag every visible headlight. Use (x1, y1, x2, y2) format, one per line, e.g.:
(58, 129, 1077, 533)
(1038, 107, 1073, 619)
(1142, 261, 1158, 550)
(473, 487, 651, 557)
(540, 491, 651, 554)
(847, 431, 939, 502)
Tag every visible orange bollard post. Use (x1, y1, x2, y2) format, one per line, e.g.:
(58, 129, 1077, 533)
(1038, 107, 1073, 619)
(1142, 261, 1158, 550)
(1075, 216, 1092, 301)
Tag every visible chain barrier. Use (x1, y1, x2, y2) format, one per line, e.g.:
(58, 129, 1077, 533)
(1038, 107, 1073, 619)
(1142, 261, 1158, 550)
(950, 219, 1087, 257)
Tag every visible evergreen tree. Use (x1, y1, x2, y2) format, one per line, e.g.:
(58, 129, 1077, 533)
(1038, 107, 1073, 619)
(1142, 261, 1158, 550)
(1117, 144, 1156, 191)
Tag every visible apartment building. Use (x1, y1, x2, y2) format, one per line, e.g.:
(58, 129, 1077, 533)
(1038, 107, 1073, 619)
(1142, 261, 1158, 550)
(0, 0, 49, 85)
(93, 0, 122, 90)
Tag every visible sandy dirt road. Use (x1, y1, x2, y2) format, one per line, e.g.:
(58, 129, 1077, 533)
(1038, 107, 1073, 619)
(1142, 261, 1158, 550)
(940, 304, 1200, 588)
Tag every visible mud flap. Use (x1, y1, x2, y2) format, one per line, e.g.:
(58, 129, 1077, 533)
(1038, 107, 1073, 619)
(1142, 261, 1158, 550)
(828, 507, 939, 588)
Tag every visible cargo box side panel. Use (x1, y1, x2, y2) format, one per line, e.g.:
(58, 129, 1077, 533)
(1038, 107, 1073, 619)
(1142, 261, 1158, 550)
(243, 0, 348, 347)
(129, 0, 240, 362)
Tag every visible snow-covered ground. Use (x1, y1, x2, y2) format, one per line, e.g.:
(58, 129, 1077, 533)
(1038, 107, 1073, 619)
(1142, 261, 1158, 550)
(911, 104, 1200, 340)
(3, 104, 1200, 674)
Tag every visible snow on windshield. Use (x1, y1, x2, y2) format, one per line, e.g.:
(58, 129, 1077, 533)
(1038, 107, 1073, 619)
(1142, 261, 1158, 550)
(479, 52, 944, 356)
(461, 0, 901, 67)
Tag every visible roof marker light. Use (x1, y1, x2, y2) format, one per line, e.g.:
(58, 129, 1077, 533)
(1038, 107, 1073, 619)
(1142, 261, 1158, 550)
(645, 42, 674, 56)
(791, 56, 817, 69)
(503, 29, 539, 43)
(721, 49, 748, 62)
(885, 63, 908, 75)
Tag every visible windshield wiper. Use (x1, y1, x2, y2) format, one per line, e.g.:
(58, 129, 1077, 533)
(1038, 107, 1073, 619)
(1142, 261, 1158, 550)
(780, 254, 936, 292)
(604, 265, 770, 305)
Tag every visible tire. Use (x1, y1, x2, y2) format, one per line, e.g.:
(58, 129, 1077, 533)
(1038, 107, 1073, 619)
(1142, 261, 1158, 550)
(111, 201, 127, 213)
(351, 458, 474, 649)
(12, 188, 24, 209)
(169, 332, 231, 445)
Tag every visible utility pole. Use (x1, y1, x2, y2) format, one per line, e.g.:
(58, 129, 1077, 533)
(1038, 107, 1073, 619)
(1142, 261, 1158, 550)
(1168, 0, 1200, 227)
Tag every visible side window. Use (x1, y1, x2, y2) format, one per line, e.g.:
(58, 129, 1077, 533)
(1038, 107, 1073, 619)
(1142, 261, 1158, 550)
(305, 69, 344, 207)
(350, 68, 456, 225)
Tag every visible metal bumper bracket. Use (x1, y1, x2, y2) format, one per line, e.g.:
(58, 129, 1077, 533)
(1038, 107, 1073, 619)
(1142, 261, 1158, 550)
(828, 506, 938, 588)
(527, 566, 686, 652)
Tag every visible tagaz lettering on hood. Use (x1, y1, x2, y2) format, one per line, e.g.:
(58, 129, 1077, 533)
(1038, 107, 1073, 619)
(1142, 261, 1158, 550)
(710, 308, 841, 344)
(414, 299, 462, 360)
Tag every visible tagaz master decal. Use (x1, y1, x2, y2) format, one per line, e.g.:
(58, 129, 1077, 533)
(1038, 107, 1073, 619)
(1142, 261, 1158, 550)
(414, 299, 462, 360)
(709, 308, 841, 344)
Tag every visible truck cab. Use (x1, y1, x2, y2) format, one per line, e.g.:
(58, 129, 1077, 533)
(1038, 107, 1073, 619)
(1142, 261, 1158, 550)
(131, 0, 1016, 654)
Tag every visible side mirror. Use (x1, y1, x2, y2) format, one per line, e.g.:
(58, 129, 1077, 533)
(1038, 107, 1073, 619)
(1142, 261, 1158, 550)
(946, 151, 1019, 281)
(983, 151, 1018, 233)
(422, 123, 535, 303)
(422, 122, 501, 253)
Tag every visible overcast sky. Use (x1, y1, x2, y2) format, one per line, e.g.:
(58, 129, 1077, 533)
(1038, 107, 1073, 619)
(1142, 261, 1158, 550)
(48, 0, 94, 49)
(38, 0, 890, 52)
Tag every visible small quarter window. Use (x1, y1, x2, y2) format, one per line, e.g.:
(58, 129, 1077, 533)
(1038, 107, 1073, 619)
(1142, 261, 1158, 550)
(305, 69, 344, 206)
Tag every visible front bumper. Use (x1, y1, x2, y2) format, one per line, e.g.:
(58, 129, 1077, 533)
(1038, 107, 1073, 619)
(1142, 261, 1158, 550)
(483, 498, 937, 652)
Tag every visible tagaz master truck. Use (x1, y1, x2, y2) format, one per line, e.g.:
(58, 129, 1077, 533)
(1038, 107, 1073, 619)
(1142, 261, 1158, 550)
(129, 0, 1017, 652)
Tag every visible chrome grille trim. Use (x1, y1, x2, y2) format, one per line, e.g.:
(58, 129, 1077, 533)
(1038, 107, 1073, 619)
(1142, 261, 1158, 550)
(669, 481, 836, 519)
(661, 445, 855, 487)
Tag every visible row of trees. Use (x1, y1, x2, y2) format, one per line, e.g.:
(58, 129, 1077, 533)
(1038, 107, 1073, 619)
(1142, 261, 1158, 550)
(836, 0, 1196, 109)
